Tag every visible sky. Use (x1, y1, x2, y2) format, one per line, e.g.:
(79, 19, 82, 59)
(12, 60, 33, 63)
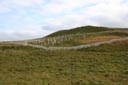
(0, 0, 128, 41)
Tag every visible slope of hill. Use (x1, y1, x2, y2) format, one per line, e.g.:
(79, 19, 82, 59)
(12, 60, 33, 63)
(21, 26, 128, 47)
(45, 26, 128, 37)
(0, 25, 128, 85)
(46, 26, 110, 37)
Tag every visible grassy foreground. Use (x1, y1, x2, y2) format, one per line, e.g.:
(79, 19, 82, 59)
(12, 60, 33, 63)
(0, 41, 128, 85)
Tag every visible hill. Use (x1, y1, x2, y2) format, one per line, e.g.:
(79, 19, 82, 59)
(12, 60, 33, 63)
(0, 25, 128, 85)
(24, 26, 128, 47)
(46, 26, 111, 37)
(45, 26, 128, 37)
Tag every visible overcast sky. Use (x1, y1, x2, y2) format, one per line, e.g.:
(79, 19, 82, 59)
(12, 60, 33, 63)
(0, 0, 128, 41)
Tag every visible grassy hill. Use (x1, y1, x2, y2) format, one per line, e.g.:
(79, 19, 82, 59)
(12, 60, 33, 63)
(46, 26, 110, 37)
(46, 26, 128, 37)
(0, 25, 128, 85)
(26, 26, 128, 47)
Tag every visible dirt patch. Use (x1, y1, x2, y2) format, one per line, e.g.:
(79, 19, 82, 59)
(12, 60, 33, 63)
(80, 35, 122, 44)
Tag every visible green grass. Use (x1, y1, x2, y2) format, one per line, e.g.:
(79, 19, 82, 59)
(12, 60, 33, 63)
(0, 42, 128, 85)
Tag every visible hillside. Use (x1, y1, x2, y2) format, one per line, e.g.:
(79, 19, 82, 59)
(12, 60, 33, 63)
(45, 26, 128, 37)
(46, 26, 111, 37)
(0, 25, 128, 85)
(22, 26, 128, 47)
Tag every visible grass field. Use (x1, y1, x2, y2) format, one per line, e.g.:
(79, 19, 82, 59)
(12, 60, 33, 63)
(0, 40, 128, 85)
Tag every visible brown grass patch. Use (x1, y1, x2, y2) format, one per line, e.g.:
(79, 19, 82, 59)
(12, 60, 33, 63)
(110, 40, 128, 46)
(80, 35, 122, 44)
